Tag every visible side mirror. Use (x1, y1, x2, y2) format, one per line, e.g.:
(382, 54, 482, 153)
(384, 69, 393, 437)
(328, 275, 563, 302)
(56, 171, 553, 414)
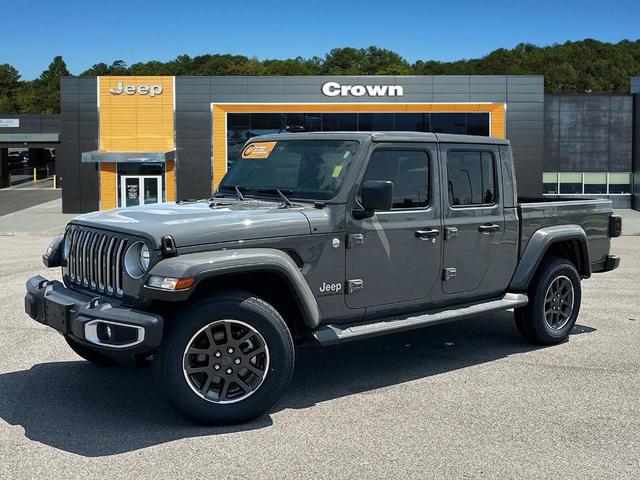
(361, 180, 393, 212)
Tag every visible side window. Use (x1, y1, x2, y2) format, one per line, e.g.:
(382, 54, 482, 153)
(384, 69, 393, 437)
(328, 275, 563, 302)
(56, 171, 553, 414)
(362, 150, 429, 209)
(447, 150, 496, 206)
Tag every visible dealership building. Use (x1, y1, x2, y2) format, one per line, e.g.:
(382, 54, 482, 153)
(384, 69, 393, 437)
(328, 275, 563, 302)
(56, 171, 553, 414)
(0, 74, 639, 212)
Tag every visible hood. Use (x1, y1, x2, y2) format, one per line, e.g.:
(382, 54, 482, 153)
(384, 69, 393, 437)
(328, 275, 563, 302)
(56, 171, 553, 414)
(72, 199, 313, 248)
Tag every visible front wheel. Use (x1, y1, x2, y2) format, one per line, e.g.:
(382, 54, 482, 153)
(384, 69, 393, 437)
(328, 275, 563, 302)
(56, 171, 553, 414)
(515, 257, 582, 345)
(154, 291, 294, 425)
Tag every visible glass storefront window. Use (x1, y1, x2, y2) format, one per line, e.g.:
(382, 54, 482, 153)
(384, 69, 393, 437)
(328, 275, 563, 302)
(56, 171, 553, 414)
(431, 113, 467, 134)
(358, 113, 394, 131)
(608, 173, 631, 194)
(228, 113, 251, 169)
(543, 173, 558, 194)
(583, 173, 607, 194)
(544, 171, 633, 195)
(467, 113, 491, 136)
(285, 113, 321, 133)
(559, 173, 583, 194)
(227, 111, 492, 167)
(250, 113, 285, 135)
(322, 113, 357, 131)
(394, 113, 430, 132)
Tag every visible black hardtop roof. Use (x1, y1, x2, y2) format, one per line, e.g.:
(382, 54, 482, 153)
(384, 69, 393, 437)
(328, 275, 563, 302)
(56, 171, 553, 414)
(249, 131, 510, 146)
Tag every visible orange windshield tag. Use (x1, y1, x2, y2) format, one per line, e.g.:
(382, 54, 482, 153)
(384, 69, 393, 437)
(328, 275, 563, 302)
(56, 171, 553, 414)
(242, 141, 277, 159)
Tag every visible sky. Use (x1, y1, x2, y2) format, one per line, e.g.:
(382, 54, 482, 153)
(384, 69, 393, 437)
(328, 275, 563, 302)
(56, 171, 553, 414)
(1, 0, 639, 79)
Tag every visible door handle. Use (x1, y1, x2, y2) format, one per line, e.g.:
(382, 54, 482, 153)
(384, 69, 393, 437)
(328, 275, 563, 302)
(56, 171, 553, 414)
(415, 229, 440, 239)
(479, 224, 500, 233)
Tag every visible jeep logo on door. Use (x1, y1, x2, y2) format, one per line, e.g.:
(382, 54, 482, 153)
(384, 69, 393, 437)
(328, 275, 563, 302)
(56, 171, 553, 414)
(109, 81, 163, 97)
(321, 81, 403, 97)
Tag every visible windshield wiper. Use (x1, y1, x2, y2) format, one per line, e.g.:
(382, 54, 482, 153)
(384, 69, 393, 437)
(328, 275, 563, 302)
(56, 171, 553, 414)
(257, 188, 294, 208)
(218, 184, 249, 201)
(233, 185, 246, 201)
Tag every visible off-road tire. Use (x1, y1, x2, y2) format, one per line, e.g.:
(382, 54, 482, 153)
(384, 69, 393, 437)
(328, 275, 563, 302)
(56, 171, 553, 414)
(515, 256, 581, 345)
(154, 290, 294, 425)
(65, 336, 118, 366)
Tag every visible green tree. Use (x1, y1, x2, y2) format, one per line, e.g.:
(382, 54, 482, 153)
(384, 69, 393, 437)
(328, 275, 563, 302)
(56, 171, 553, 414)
(3, 38, 640, 114)
(0, 64, 21, 113)
(37, 56, 70, 113)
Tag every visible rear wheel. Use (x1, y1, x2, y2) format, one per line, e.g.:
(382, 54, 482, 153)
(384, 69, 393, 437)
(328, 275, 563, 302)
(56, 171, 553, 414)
(154, 291, 294, 425)
(515, 257, 581, 345)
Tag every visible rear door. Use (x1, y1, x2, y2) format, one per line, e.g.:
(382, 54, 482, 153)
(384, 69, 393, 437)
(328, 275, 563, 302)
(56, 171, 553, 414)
(345, 143, 442, 309)
(441, 143, 505, 295)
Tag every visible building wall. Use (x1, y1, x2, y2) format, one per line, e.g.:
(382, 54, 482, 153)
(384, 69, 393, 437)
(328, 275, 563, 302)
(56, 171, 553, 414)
(544, 93, 634, 208)
(544, 94, 633, 172)
(59, 77, 99, 213)
(96, 76, 176, 209)
(631, 77, 640, 209)
(175, 75, 545, 200)
(0, 114, 60, 141)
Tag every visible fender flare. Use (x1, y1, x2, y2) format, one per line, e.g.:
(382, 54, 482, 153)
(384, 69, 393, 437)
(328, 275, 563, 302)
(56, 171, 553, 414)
(509, 224, 591, 291)
(144, 248, 321, 329)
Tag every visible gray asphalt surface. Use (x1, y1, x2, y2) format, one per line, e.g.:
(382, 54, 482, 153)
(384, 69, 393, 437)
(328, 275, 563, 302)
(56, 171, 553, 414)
(0, 189, 61, 217)
(0, 235, 638, 479)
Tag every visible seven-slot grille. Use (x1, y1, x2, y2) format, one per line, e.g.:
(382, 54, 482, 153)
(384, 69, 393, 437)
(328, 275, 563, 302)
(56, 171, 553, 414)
(65, 226, 128, 297)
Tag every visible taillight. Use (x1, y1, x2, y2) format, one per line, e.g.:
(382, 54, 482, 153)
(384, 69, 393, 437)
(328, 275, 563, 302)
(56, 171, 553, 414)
(609, 215, 622, 238)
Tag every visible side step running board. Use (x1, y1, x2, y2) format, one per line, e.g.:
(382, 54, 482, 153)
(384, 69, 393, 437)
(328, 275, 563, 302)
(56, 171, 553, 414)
(312, 293, 528, 345)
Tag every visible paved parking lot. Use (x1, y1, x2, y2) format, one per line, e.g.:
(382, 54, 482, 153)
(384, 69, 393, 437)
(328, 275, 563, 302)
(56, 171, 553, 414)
(0, 235, 638, 479)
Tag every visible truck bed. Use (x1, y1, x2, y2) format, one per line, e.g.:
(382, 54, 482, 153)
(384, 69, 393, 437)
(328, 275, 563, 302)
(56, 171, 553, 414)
(517, 197, 613, 267)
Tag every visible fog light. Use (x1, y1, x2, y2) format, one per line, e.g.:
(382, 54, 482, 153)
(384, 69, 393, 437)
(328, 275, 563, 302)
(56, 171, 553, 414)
(147, 276, 195, 291)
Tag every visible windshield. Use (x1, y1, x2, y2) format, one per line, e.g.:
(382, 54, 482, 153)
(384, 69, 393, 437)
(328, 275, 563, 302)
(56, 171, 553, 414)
(219, 140, 359, 200)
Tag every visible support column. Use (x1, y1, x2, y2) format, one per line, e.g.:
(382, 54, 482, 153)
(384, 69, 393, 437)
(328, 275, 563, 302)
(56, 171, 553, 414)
(0, 148, 9, 188)
(29, 148, 46, 180)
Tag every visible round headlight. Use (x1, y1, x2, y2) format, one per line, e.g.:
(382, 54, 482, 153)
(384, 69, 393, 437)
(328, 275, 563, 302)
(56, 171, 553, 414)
(124, 242, 150, 278)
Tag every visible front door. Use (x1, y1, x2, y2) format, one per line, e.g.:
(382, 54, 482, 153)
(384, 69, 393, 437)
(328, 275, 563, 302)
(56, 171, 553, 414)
(441, 144, 505, 295)
(345, 144, 442, 309)
(120, 175, 162, 208)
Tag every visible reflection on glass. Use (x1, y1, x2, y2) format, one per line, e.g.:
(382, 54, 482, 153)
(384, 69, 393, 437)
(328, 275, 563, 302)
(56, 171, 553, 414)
(221, 140, 358, 200)
(543, 173, 559, 194)
(583, 173, 607, 194)
(559, 173, 583, 194)
(431, 113, 467, 134)
(358, 113, 394, 131)
(447, 151, 495, 206)
(608, 173, 631, 194)
(285, 113, 321, 132)
(362, 150, 429, 208)
(144, 177, 159, 204)
(250, 113, 285, 136)
(226, 112, 492, 168)
(466, 113, 490, 136)
(394, 113, 430, 132)
(322, 113, 357, 131)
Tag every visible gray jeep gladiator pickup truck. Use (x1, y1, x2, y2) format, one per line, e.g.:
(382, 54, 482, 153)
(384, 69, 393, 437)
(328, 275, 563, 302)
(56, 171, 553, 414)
(25, 132, 621, 424)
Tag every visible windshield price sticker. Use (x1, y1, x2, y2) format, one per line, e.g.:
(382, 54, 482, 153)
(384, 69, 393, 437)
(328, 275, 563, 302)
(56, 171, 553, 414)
(242, 142, 277, 159)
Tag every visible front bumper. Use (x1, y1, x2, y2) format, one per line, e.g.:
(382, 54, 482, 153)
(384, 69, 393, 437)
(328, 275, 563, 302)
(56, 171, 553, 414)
(25, 275, 163, 365)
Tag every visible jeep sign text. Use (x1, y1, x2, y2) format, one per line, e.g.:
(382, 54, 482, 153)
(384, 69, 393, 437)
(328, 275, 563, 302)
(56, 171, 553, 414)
(109, 81, 163, 97)
(321, 81, 403, 97)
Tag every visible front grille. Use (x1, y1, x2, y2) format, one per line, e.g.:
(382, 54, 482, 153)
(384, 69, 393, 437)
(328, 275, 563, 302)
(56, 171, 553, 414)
(66, 226, 128, 297)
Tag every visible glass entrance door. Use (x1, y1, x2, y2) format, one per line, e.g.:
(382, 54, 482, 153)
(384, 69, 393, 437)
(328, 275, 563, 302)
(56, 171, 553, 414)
(120, 175, 162, 208)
